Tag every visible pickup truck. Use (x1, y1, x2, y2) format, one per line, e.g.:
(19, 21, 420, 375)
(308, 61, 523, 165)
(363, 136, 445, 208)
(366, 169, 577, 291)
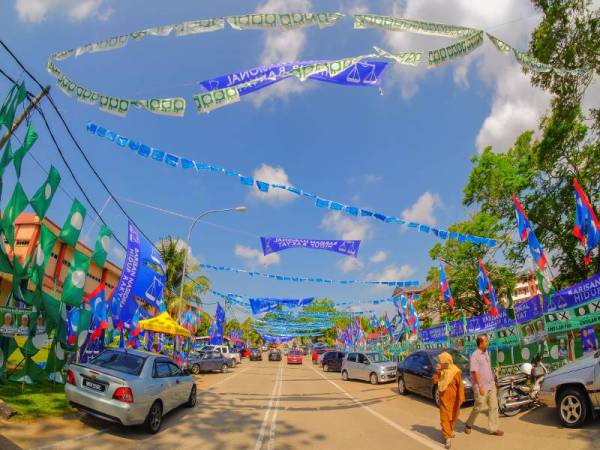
(200, 345, 241, 366)
(538, 351, 600, 428)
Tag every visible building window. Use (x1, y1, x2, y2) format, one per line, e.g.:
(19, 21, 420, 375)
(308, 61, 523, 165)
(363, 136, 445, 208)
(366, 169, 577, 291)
(15, 240, 29, 247)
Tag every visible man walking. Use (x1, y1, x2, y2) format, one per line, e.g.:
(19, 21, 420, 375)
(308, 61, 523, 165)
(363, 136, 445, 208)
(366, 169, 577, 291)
(465, 334, 504, 436)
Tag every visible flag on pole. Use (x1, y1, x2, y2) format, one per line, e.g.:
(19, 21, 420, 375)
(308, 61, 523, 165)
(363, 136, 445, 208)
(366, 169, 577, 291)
(512, 194, 548, 270)
(438, 263, 455, 307)
(1, 182, 29, 246)
(30, 224, 57, 289)
(12, 123, 38, 178)
(0, 141, 13, 177)
(573, 178, 600, 265)
(59, 198, 86, 247)
(88, 284, 109, 341)
(61, 250, 90, 307)
(477, 259, 499, 317)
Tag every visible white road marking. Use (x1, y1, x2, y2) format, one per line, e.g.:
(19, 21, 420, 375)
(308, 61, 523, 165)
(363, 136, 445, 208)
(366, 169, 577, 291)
(267, 363, 284, 450)
(311, 366, 442, 449)
(34, 367, 251, 450)
(254, 362, 283, 450)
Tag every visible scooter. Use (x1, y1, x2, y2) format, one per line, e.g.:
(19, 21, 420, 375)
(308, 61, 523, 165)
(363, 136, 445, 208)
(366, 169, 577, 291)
(497, 353, 548, 416)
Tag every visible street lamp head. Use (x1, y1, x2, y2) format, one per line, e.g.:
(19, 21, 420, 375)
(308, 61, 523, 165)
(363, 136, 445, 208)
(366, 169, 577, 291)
(234, 206, 247, 212)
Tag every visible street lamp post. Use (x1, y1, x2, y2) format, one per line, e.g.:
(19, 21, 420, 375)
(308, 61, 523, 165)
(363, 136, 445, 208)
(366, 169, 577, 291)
(178, 206, 247, 303)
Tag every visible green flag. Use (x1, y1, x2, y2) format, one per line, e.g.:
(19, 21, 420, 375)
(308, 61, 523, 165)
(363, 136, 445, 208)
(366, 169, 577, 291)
(12, 255, 32, 304)
(61, 250, 90, 307)
(506, 291, 515, 320)
(536, 269, 555, 309)
(0, 141, 13, 178)
(0, 82, 26, 131)
(91, 225, 112, 267)
(1, 182, 29, 246)
(59, 198, 86, 247)
(13, 123, 38, 178)
(30, 165, 61, 219)
(30, 224, 57, 290)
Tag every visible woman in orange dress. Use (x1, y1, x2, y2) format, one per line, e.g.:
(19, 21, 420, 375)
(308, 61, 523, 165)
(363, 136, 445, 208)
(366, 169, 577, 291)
(432, 351, 465, 449)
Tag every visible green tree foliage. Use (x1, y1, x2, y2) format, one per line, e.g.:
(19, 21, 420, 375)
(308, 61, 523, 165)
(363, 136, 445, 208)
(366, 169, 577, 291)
(156, 236, 211, 317)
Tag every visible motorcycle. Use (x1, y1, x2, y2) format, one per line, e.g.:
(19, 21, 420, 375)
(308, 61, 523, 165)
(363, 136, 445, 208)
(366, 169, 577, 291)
(497, 353, 548, 417)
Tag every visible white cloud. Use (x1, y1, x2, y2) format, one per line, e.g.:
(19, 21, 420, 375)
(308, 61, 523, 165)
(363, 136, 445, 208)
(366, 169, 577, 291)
(367, 264, 417, 290)
(251, 0, 313, 106)
(250, 164, 297, 205)
(321, 212, 374, 241)
(337, 257, 364, 272)
(235, 244, 281, 267)
(376, 1, 552, 152)
(402, 192, 443, 226)
(15, 0, 112, 23)
(369, 250, 388, 263)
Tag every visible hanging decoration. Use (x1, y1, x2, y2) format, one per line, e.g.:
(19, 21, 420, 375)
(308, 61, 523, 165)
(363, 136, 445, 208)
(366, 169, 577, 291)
(86, 121, 498, 247)
(47, 12, 585, 117)
(260, 236, 360, 257)
(572, 178, 600, 266)
(249, 297, 314, 315)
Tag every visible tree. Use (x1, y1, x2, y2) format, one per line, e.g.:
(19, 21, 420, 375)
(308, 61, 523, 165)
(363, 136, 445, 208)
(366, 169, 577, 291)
(156, 236, 211, 317)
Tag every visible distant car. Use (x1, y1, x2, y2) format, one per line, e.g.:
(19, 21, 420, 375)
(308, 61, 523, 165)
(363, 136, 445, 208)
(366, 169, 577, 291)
(321, 351, 346, 372)
(539, 352, 600, 428)
(269, 349, 282, 361)
(65, 349, 196, 434)
(311, 347, 329, 365)
(249, 348, 262, 361)
(261, 345, 269, 352)
(188, 351, 234, 374)
(396, 349, 474, 405)
(317, 348, 336, 365)
(287, 350, 303, 365)
(342, 351, 397, 385)
(283, 345, 290, 356)
(240, 348, 250, 358)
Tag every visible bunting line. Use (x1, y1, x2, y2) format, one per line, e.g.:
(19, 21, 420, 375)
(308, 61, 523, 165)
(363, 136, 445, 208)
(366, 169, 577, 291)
(86, 121, 498, 247)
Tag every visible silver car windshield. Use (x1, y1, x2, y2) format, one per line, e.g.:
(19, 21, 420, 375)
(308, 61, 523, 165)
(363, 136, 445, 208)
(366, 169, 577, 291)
(91, 351, 146, 375)
(366, 353, 389, 363)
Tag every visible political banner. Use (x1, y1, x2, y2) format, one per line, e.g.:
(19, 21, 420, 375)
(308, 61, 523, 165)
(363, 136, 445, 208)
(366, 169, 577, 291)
(448, 319, 465, 337)
(199, 59, 388, 96)
(466, 308, 515, 334)
(420, 324, 447, 343)
(260, 237, 361, 257)
(115, 222, 166, 326)
(249, 297, 314, 315)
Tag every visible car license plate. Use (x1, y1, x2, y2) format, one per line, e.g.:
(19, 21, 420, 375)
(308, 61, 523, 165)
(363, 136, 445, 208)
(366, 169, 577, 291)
(83, 378, 106, 392)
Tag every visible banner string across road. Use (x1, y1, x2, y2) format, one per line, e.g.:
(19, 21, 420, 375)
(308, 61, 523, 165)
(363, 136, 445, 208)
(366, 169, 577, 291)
(47, 12, 586, 118)
(86, 121, 498, 246)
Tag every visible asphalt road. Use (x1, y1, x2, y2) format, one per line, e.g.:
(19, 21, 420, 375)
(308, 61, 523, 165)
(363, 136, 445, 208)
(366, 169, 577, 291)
(1, 355, 599, 450)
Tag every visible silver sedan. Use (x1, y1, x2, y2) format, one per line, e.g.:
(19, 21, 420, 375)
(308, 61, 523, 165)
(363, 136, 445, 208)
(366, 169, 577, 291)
(65, 348, 196, 433)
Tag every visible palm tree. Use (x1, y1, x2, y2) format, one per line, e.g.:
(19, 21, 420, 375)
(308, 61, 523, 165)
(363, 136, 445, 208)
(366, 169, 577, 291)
(157, 236, 211, 318)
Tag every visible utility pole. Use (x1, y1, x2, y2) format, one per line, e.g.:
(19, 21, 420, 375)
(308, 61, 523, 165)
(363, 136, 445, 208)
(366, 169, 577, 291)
(0, 85, 50, 149)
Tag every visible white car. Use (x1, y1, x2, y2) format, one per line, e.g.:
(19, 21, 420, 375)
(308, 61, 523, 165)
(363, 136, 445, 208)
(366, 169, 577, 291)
(539, 351, 600, 428)
(200, 345, 241, 366)
(65, 349, 196, 434)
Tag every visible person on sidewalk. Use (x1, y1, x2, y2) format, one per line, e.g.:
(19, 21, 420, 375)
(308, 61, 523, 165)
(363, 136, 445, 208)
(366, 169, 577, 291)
(464, 334, 504, 436)
(433, 351, 465, 449)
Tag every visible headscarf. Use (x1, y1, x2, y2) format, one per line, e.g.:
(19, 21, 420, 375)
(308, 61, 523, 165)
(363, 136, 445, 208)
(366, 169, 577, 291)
(437, 351, 461, 392)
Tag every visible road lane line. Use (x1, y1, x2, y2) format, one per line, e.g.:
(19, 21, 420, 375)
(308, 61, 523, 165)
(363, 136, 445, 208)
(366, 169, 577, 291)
(254, 363, 283, 450)
(267, 362, 284, 450)
(311, 366, 442, 449)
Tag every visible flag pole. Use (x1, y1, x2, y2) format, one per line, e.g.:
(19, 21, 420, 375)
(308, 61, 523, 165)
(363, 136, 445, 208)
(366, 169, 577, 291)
(0, 86, 50, 150)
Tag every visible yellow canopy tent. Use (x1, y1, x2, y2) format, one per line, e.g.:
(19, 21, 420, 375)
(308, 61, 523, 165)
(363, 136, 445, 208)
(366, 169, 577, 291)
(138, 312, 191, 337)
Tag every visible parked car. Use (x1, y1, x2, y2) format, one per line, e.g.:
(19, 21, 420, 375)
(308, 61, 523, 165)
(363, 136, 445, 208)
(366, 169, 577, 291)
(396, 349, 474, 406)
(539, 351, 600, 428)
(65, 349, 196, 434)
(188, 351, 234, 374)
(200, 345, 241, 366)
(287, 350, 303, 365)
(322, 351, 346, 372)
(317, 348, 336, 365)
(249, 348, 263, 361)
(342, 351, 397, 385)
(269, 349, 282, 361)
(311, 347, 330, 365)
(241, 348, 251, 358)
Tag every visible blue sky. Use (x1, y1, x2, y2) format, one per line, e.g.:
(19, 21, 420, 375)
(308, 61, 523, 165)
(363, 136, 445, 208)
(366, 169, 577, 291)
(1, 0, 554, 319)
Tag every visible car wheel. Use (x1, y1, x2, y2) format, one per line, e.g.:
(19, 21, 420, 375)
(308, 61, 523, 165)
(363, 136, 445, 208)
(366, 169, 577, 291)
(433, 386, 440, 407)
(191, 364, 200, 375)
(230, 359, 236, 368)
(323, 364, 329, 372)
(342, 370, 349, 381)
(221, 364, 228, 373)
(370, 373, 379, 385)
(397, 377, 408, 395)
(144, 401, 163, 434)
(558, 388, 589, 428)
(186, 384, 197, 408)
